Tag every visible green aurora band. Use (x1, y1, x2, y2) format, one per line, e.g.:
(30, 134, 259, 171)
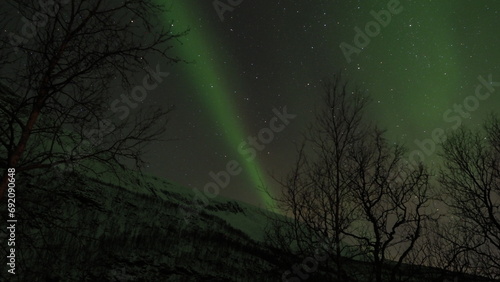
(160, 0, 275, 208)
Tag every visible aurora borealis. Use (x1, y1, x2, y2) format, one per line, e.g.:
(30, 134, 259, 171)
(157, 0, 275, 208)
(143, 0, 500, 208)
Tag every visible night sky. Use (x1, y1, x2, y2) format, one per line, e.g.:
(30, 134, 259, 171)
(136, 0, 500, 209)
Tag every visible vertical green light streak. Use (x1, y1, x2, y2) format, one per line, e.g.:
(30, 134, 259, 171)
(161, 0, 274, 208)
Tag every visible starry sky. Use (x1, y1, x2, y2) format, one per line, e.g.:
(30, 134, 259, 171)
(137, 0, 500, 208)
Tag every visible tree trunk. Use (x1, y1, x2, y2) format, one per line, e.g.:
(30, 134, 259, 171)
(0, 103, 42, 200)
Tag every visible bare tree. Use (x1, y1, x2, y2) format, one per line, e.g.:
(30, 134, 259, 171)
(0, 0, 186, 199)
(439, 115, 500, 279)
(420, 218, 491, 279)
(347, 128, 434, 282)
(269, 75, 434, 281)
(267, 75, 369, 281)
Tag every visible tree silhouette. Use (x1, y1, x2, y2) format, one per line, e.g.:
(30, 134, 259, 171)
(346, 127, 434, 282)
(0, 0, 186, 199)
(439, 115, 500, 279)
(268, 74, 435, 282)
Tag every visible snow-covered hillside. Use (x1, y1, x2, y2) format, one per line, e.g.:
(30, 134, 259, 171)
(0, 167, 494, 281)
